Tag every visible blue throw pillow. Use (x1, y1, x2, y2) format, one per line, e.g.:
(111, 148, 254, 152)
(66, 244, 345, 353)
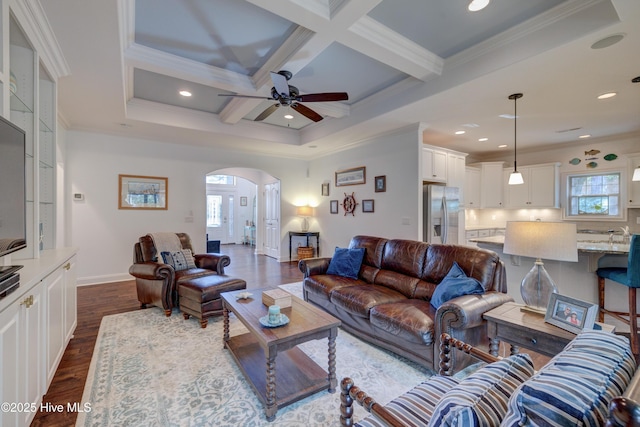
(326, 247, 365, 279)
(430, 262, 484, 309)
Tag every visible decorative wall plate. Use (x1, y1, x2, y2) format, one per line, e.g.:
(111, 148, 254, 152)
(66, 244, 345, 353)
(341, 192, 358, 216)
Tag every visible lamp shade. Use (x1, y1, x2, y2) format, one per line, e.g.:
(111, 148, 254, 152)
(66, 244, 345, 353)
(503, 221, 578, 262)
(296, 206, 313, 217)
(508, 171, 524, 185)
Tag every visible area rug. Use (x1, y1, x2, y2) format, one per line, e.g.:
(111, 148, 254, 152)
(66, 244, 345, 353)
(76, 282, 434, 426)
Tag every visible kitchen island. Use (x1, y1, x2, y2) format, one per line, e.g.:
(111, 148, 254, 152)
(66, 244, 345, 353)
(471, 234, 631, 332)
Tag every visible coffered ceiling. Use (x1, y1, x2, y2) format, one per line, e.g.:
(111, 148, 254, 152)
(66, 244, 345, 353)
(41, 0, 640, 159)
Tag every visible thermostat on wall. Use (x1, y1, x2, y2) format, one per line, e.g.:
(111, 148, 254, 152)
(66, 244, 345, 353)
(73, 193, 84, 201)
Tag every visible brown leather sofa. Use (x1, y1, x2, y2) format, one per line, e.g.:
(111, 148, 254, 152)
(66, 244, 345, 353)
(298, 235, 512, 372)
(129, 233, 246, 327)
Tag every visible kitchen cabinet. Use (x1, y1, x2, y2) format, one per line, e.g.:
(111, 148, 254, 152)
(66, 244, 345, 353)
(422, 146, 447, 182)
(505, 163, 560, 208)
(628, 154, 640, 207)
(464, 167, 480, 208)
(479, 162, 505, 208)
(447, 153, 466, 191)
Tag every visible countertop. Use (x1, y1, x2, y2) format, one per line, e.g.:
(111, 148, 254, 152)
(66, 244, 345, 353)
(471, 235, 629, 254)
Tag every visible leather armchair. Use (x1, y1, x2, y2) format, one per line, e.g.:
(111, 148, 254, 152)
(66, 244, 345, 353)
(129, 233, 230, 316)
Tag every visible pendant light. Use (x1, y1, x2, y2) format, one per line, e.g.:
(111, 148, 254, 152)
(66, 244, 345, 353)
(508, 93, 524, 185)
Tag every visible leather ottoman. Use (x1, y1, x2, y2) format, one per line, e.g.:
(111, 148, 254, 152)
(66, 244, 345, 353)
(178, 275, 247, 328)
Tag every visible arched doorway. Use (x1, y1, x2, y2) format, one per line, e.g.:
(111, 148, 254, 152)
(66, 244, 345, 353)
(206, 167, 281, 259)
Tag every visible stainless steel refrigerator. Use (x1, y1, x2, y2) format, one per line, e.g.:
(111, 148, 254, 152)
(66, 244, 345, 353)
(423, 184, 459, 244)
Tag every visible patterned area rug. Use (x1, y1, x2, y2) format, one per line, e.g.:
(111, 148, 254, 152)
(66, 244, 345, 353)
(76, 282, 433, 426)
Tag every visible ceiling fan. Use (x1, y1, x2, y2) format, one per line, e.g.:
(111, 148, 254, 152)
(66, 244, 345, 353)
(218, 70, 348, 122)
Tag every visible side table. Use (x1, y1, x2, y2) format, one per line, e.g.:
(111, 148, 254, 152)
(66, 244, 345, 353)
(289, 231, 320, 262)
(483, 302, 615, 357)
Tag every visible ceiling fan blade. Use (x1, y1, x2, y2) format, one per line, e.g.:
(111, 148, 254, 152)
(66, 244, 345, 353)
(270, 71, 290, 98)
(291, 102, 323, 122)
(296, 92, 349, 102)
(218, 94, 272, 100)
(254, 103, 280, 121)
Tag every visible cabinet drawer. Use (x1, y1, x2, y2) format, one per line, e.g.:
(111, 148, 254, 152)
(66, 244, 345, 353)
(493, 324, 571, 357)
(478, 229, 491, 237)
(465, 230, 479, 239)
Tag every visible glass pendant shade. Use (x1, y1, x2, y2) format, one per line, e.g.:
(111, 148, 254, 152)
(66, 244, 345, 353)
(520, 260, 558, 311)
(508, 171, 524, 185)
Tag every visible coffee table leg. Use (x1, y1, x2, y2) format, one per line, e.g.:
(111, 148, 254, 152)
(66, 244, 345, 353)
(328, 327, 338, 393)
(265, 348, 277, 421)
(222, 305, 229, 349)
(489, 337, 499, 357)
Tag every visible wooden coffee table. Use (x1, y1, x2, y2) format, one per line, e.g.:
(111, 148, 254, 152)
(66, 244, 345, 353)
(221, 287, 341, 422)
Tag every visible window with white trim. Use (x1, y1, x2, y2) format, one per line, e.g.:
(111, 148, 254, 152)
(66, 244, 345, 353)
(564, 171, 623, 220)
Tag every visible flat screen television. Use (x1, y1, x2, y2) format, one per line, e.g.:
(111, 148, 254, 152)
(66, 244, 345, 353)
(0, 115, 27, 260)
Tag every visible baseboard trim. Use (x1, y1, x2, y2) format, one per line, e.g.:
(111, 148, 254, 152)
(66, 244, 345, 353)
(78, 273, 132, 286)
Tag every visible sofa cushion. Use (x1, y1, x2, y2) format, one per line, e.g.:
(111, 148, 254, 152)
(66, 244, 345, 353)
(356, 376, 461, 427)
(161, 249, 197, 271)
(430, 262, 484, 308)
(501, 330, 636, 427)
(429, 353, 535, 427)
(370, 300, 435, 345)
(327, 247, 365, 279)
(331, 285, 407, 318)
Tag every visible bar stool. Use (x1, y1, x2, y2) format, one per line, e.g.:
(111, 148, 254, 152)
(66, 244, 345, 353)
(596, 234, 640, 357)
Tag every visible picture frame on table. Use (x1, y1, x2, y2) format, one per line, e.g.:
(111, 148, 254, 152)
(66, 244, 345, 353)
(544, 293, 598, 334)
(118, 174, 168, 210)
(374, 175, 386, 192)
(335, 166, 366, 187)
(330, 200, 339, 214)
(362, 199, 374, 213)
(321, 182, 330, 196)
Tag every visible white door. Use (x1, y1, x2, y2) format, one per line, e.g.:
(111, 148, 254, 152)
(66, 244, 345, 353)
(206, 192, 235, 244)
(263, 182, 280, 259)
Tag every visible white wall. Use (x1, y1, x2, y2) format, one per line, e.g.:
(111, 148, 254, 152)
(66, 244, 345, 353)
(308, 125, 422, 252)
(66, 130, 308, 285)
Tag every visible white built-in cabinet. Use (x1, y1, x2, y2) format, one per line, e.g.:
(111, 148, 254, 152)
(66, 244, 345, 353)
(0, 252, 76, 427)
(628, 154, 640, 207)
(504, 163, 560, 208)
(464, 167, 480, 208)
(479, 162, 505, 208)
(422, 146, 448, 182)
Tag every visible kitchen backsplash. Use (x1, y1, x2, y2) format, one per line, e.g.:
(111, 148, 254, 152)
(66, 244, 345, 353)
(465, 208, 640, 235)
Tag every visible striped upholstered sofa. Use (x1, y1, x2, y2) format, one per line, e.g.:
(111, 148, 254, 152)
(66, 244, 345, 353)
(341, 331, 639, 426)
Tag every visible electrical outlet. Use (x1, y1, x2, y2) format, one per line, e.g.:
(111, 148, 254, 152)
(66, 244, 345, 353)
(401, 217, 410, 225)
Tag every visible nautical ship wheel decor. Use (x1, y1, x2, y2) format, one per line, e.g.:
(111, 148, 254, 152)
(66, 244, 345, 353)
(341, 192, 358, 216)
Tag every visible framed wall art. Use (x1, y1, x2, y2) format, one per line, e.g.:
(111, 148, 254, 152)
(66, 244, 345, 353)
(374, 175, 386, 192)
(335, 166, 366, 187)
(118, 174, 167, 210)
(362, 199, 374, 213)
(322, 182, 330, 196)
(544, 293, 598, 334)
(330, 200, 339, 214)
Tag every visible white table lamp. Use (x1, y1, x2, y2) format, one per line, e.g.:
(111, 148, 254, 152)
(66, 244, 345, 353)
(296, 206, 313, 232)
(503, 221, 578, 313)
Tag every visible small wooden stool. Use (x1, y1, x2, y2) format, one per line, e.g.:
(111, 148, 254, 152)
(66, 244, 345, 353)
(178, 275, 247, 328)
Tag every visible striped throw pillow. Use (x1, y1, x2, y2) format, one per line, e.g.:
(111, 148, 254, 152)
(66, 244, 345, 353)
(501, 330, 636, 427)
(355, 376, 460, 427)
(428, 353, 535, 426)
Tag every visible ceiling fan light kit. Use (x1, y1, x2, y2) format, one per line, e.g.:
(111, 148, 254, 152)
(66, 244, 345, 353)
(219, 70, 348, 123)
(508, 93, 524, 186)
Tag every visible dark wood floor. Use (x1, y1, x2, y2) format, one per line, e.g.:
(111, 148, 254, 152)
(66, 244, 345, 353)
(31, 244, 302, 427)
(31, 244, 548, 426)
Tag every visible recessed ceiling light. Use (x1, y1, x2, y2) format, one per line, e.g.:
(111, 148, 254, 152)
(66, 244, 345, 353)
(597, 92, 616, 99)
(478, 137, 488, 142)
(468, 0, 490, 12)
(579, 134, 591, 139)
(463, 123, 480, 128)
(591, 34, 625, 50)
(499, 114, 516, 119)
(455, 130, 465, 135)
(284, 114, 294, 120)
(179, 90, 192, 97)
(498, 144, 507, 148)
